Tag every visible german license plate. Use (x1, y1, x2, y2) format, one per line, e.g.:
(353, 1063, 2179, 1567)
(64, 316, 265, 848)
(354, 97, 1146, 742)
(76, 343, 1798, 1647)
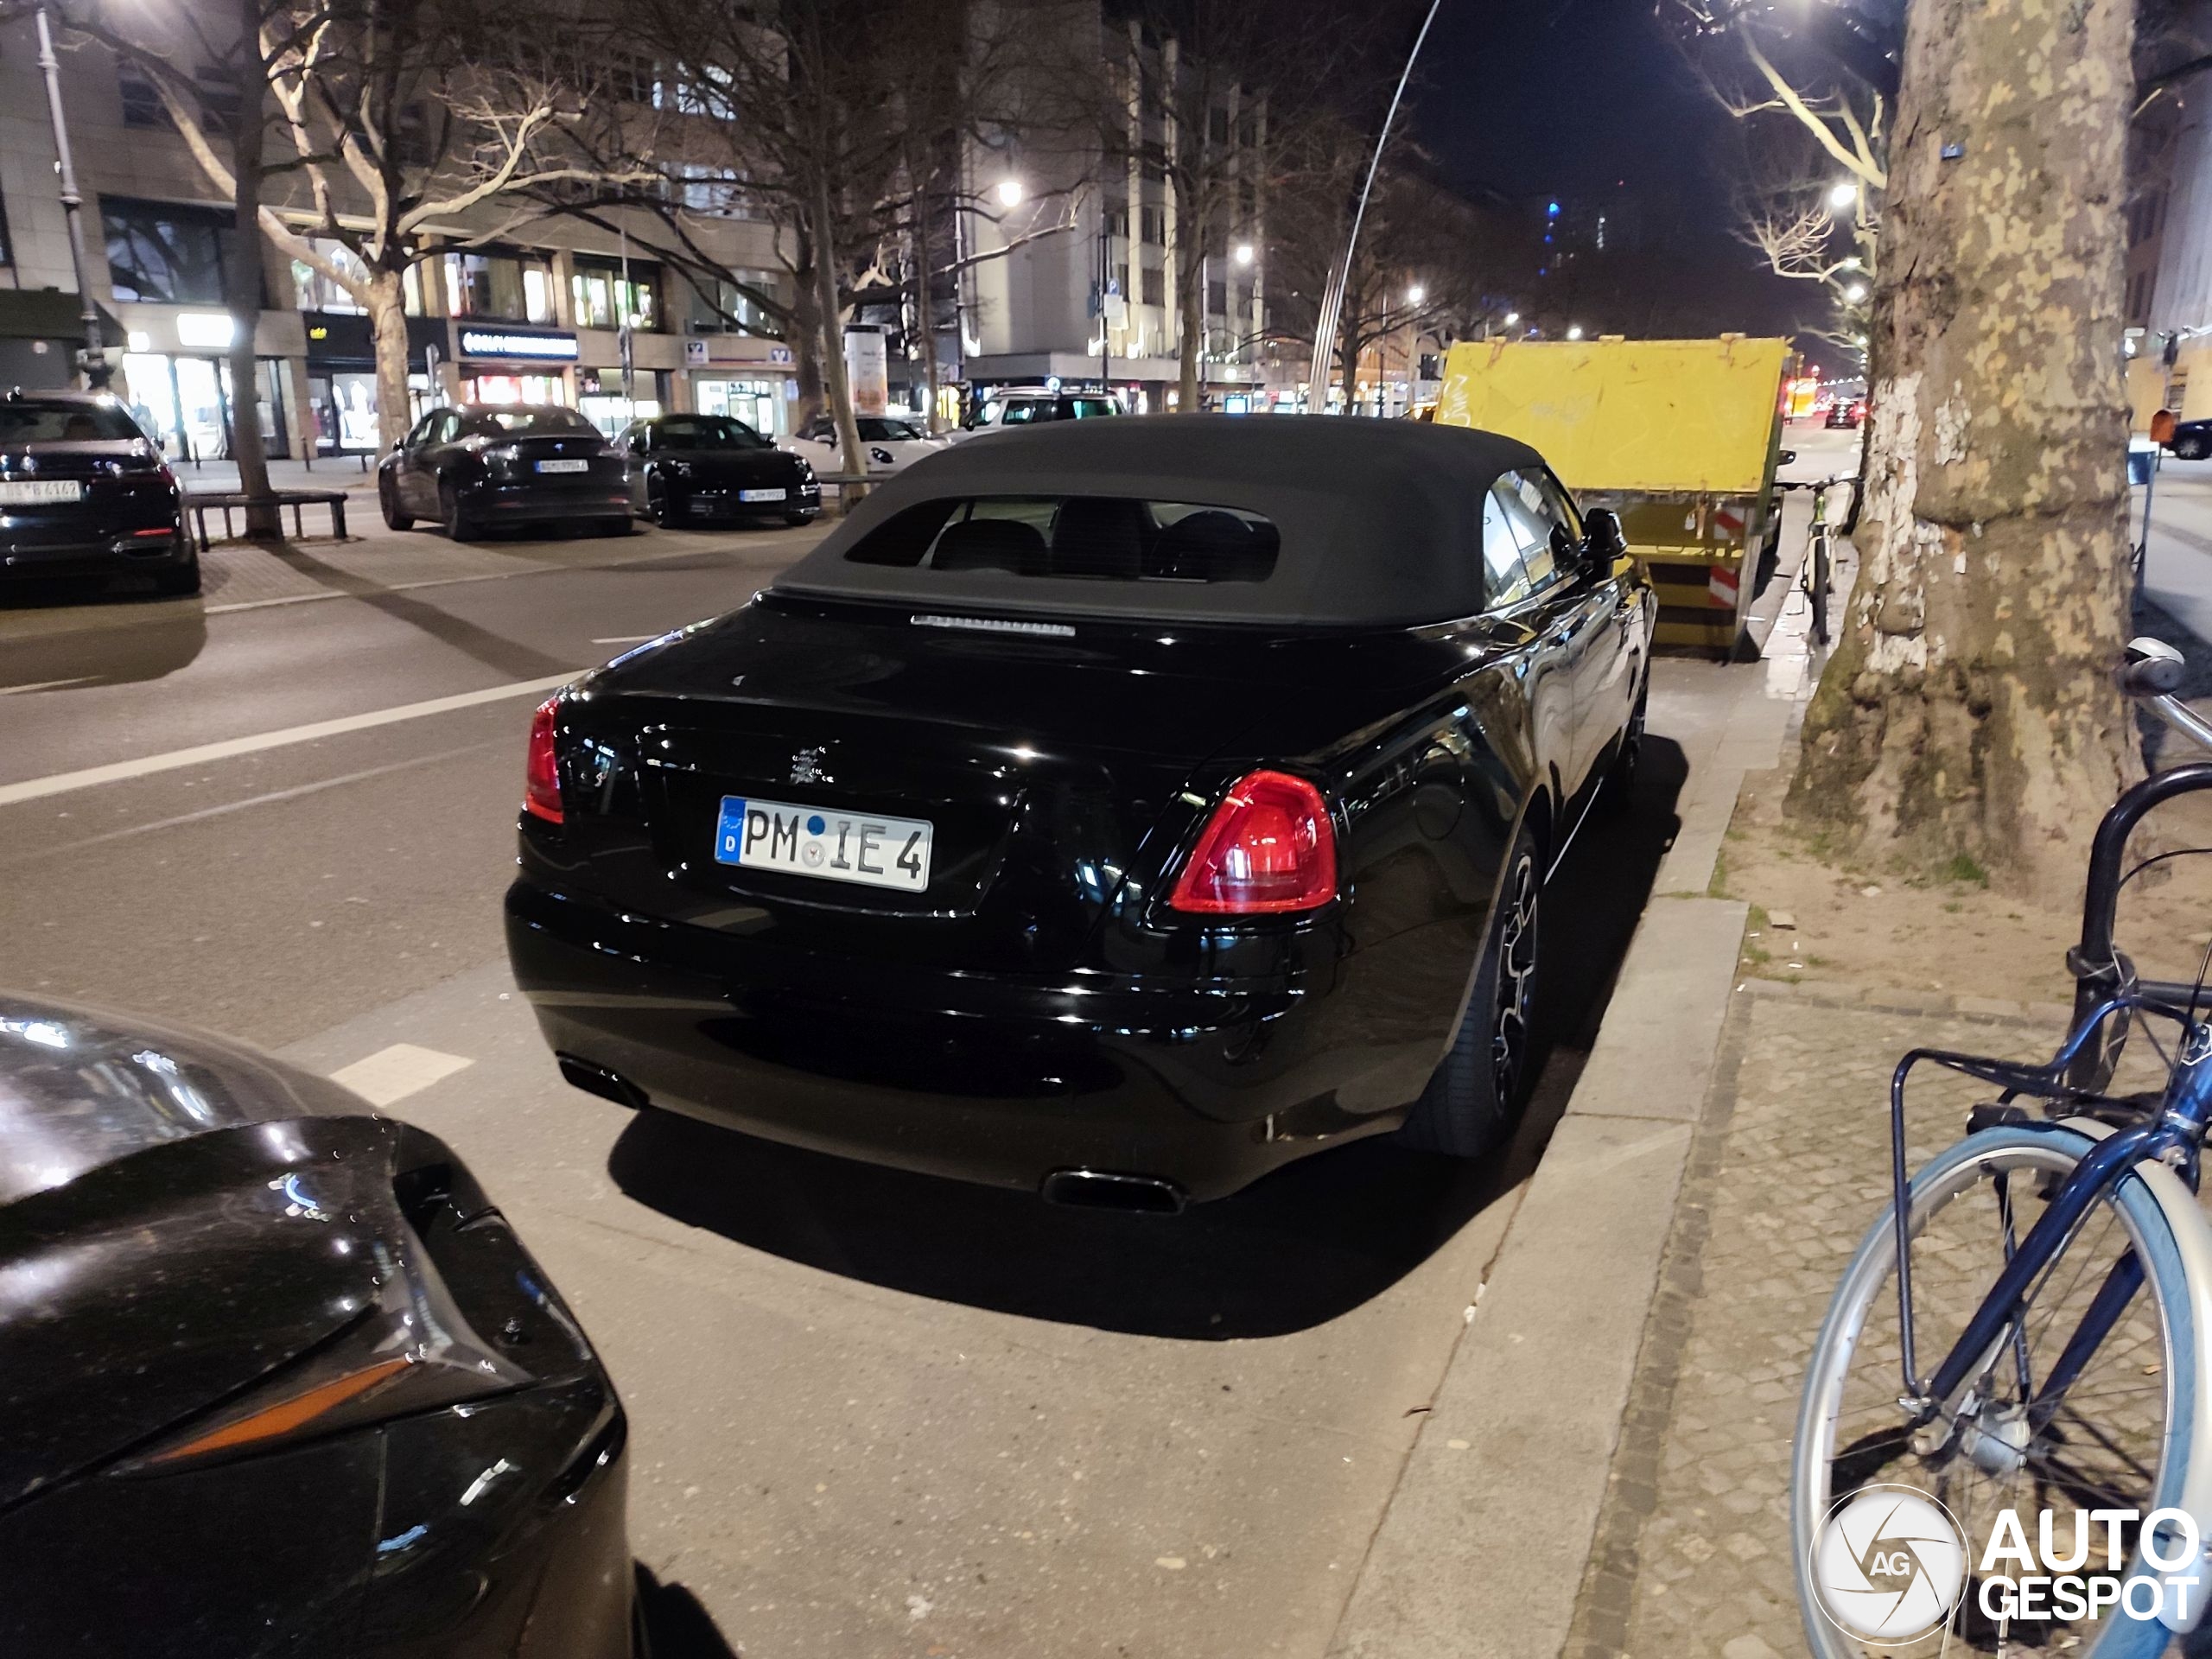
(713, 795, 931, 893)
(738, 487, 785, 502)
(536, 458, 589, 474)
(0, 480, 84, 505)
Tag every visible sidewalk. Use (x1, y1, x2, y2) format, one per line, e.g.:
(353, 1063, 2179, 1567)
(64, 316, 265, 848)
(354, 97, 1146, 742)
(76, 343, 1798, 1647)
(1328, 524, 1846, 1658)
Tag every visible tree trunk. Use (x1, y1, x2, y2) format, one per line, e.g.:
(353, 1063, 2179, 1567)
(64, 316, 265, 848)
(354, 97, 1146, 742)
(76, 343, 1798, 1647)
(809, 172, 868, 505)
(1787, 0, 2138, 899)
(1178, 236, 1203, 414)
(365, 270, 414, 454)
(1337, 287, 1363, 415)
(915, 167, 942, 434)
(224, 2, 279, 539)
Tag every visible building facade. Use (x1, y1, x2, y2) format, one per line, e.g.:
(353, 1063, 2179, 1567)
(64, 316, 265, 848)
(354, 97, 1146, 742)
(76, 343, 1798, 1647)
(0, 8, 798, 456)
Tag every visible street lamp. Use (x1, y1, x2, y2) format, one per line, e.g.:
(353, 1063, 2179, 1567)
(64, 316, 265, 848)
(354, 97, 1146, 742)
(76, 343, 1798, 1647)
(1503, 310, 1519, 327)
(995, 177, 1024, 208)
(1233, 243, 1255, 267)
(1406, 283, 1426, 306)
(32, 1, 107, 386)
(1566, 324, 1585, 341)
(1827, 180, 1859, 212)
(1845, 283, 1868, 303)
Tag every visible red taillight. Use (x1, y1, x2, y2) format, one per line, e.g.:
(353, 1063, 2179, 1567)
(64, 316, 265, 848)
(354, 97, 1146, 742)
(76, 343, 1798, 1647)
(1166, 770, 1336, 914)
(524, 697, 563, 824)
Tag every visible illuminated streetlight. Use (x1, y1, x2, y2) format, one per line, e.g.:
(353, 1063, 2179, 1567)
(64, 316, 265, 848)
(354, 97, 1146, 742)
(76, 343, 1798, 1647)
(1844, 283, 1867, 303)
(995, 177, 1023, 207)
(1827, 180, 1859, 211)
(1406, 283, 1426, 306)
(1566, 324, 1585, 341)
(1233, 243, 1254, 267)
(1503, 310, 1519, 327)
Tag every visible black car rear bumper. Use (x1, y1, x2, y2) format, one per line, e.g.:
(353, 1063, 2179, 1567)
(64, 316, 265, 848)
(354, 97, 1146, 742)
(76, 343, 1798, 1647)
(505, 878, 1395, 1203)
(3, 517, 188, 582)
(463, 480, 633, 521)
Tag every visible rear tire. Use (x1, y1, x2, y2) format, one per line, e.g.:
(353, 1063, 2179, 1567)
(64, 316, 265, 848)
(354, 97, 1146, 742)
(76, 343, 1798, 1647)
(1600, 682, 1647, 818)
(441, 480, 474, 543)
(154, 550, 201, 597)
(645, 476, 670, 525)
(379, 475, 413, 531)
(1396, 822, 1541, 1157)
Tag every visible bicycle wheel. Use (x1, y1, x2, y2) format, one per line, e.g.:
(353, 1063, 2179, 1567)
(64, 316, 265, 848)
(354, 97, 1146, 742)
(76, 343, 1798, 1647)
(1810, 533, 1831, 644)
(1792, 1123, 2195, 1658)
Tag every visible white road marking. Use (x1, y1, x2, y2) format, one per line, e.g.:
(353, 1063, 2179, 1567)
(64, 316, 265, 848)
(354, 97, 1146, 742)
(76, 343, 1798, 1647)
(0, 677, 99, 696)
(329, 1042, 474, 1107)
(0, 673, 575, 810)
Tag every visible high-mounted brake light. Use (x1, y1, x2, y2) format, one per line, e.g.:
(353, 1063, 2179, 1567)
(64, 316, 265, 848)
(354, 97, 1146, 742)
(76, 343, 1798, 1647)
(524, 697, 563, 823)
(1167, 770, 1336, 914)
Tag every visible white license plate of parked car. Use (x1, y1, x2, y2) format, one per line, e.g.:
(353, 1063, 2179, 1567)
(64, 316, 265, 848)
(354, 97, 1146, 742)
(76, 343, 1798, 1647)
(738, 487, 786, 502)
(713, 795, 932, 893)
(535, 458, 589, 474)
(0, 480, 85, 505)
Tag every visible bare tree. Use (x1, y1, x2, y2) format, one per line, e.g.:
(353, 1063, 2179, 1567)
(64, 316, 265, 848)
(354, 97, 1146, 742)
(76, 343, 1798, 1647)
(73, 0, 641, 451)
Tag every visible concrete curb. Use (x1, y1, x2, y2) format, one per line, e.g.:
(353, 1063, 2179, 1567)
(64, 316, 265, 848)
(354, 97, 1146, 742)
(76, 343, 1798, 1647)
(1327, 896, 1747, 1659)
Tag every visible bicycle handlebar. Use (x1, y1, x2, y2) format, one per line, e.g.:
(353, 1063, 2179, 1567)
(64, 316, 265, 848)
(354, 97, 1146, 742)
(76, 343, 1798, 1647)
(1773, 473, 1857, 492)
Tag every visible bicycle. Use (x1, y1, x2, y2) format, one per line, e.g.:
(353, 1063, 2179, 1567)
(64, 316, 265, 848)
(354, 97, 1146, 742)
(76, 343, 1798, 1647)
(1777, 473, 1853, 645)
(1792, 638, 2212, 1656)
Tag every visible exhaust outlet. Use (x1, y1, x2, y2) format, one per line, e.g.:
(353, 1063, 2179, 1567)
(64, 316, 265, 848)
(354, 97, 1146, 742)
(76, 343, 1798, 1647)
(1039, 1168, 1186, 1215)
(556, 1054, 651, 1110)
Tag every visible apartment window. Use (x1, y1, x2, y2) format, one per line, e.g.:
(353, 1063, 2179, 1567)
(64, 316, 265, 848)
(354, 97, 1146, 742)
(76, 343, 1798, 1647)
(1207, 279, 1226, 316)
(1141, 140, 1165, 182)
(572, 257, 661, 331)
(1140, 206, 1166, 246)
(1113, 261, 1130, 299)
(1238, 113, 1257, 149)
(103, 196, 235, 304)
(118, 66, 170, 129)
(1103, 198, 1128, 238)
(674, 64, 736, 118)
(1141, 264, 1164, 308)
(443, 249, 557, 323)
(1208, 108, 1230, 145)
(685, 270, 779, 334)
(603, 51, 661, 106)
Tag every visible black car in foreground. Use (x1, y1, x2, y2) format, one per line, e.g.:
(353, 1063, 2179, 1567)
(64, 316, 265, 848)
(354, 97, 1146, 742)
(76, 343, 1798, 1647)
(1, 390, 194, 594)
(505, 417, 1653, 1209)
(617, 412, 819, 526)
(380, 404, 632, 540)
(0, 995, 632, 1656)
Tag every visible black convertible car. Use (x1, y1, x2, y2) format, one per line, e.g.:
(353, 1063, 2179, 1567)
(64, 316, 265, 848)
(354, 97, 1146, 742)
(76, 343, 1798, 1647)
(1, 390, 194, 594)
(616, 412, 820, 526)
(505, 417, 1653, 1209)
(0, 995, 632, 1656)
(380, 404, 632, 540)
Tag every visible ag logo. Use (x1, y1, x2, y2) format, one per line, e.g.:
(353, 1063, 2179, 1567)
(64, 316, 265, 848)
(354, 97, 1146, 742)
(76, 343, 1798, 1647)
(1809, 1484, 1967, 1643)
(790, 746, 830, 785)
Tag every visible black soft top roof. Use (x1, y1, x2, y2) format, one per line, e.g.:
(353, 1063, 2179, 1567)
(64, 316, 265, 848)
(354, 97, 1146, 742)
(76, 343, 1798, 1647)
(772, 415, 1546, 627)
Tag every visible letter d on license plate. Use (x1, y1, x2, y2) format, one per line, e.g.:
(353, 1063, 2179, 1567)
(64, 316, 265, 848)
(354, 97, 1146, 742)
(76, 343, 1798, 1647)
(713, 795, 932, 893)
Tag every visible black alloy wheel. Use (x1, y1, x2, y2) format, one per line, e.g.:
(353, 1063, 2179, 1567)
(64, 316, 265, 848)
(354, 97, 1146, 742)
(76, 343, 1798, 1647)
(1395, 821, 1543, 1158)
(645, 473, 671, 525)
(441, 479, 474, 542)
(379, 474, 413, 531)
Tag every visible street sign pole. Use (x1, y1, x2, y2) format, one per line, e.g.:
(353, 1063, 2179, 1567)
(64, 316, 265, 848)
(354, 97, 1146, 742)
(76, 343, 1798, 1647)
(35, 2, 110, 388)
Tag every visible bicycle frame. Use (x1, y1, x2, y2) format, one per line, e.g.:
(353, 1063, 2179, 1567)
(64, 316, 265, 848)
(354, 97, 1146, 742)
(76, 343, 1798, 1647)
(1890, 998, 2212, 1422)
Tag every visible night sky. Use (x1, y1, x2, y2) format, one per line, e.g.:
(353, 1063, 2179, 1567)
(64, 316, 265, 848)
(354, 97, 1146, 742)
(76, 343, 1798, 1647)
(1408, 0, 1812, 345)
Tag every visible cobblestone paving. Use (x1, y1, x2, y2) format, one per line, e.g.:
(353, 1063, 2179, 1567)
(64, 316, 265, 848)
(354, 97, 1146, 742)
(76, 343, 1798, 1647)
(1563, 980, 2088, 1659)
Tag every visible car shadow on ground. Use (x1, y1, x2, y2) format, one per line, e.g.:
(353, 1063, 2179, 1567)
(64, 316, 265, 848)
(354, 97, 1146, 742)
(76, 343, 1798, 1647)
(634, 1566, 741, 1658)
(0, 598, 207, 687)
(607, 739, 1689, 1339)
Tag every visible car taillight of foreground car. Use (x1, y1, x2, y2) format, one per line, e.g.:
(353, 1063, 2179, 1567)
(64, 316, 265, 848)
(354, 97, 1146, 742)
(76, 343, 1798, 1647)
(1166, 770, 1336, 914)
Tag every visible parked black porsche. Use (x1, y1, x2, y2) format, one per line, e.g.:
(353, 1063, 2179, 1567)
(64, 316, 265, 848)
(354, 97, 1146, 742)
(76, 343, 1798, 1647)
(1, 390, 194, 594)
(0, 995, 633, 1656)
(379, 404, 632, 540)
(616, 412, 820, 527)
(505, 417, 1654, 1209)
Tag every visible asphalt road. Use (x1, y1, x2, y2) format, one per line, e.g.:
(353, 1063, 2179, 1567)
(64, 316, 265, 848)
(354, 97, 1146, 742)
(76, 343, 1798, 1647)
(0, 505, 1689, 1658)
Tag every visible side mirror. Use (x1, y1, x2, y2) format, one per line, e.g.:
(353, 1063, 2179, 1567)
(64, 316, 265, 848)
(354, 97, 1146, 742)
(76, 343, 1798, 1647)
(1583, 506, 1630, 571)
(1777, 448, 1798, 465)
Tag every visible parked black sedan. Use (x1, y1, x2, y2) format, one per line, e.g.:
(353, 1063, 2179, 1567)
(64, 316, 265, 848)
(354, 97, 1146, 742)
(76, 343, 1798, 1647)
(1, 390, 194, 594)
(380, 404, 632, 540)
(505, 417, 1653, 1209)
(616, 412, 819, 527)
(0, 995, 633, 1656)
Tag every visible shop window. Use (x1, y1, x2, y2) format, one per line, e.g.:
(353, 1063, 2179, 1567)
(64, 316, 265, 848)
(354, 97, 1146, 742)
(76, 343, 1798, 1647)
(572, 258, 661, 332)
(103, 196, 235, 305)
(443, 250, 556, 324)
(292, 238, 371, 314)
(685, 271, 779, 334)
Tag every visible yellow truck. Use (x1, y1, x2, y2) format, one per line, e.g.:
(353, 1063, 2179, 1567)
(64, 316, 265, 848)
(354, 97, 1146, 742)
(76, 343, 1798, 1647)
(1434, 335, 1793, 654)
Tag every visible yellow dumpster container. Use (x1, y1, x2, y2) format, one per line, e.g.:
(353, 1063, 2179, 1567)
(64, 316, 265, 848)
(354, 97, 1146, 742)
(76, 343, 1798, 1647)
(1434, 336, 1792, 654)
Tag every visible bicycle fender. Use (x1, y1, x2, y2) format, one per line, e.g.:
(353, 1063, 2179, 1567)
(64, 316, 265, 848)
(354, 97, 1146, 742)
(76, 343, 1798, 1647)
(2066, 1117, 2212, 1635)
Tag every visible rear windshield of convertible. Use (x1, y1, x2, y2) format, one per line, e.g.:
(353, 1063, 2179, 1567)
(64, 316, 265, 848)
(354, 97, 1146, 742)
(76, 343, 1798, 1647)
(844, 496, 1281, 584)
